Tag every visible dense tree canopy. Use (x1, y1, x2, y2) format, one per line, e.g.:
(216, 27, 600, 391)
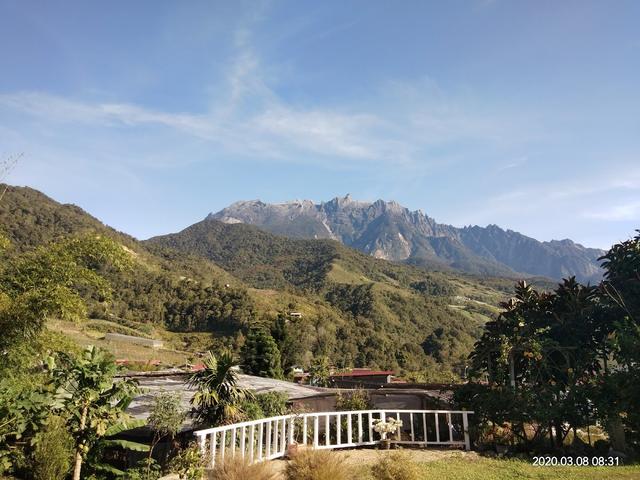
(240, 327, 284, 379)
(457, 231, 640, 454)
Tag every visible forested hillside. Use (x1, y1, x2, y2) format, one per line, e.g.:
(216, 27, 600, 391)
(1, 184, 521, 378)
(0, 185, 253, 333)
(146, 217, 526, 376)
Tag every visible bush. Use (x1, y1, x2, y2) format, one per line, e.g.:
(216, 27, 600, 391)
(32, 415, 74, 480)
(370, 451, 420, 480)
(207, 456, 278, 480)
(336, 389, 372, 411)
(169, 443, 205, 480)
(240, 399, 265, 420)
(124, 458, 162, 480)
(242, 391, 289, 421)
(285, 449, 350, 480)
(256, 391, 289, 417)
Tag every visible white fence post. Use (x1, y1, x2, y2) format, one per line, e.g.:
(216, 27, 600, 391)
(303, 416, 308, 445)
(325, 414, 330, 447)
(463, 411, 471, 450)
(313, 416, 319, 448)
(209, 433, 216, 468)
(249, 425, 255, 463)
(265, 421, 271, 459)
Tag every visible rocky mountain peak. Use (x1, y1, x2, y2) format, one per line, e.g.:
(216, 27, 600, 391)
(209, 196, 605, 283)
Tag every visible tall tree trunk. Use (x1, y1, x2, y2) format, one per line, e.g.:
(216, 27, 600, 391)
(73, 405, 88, 480)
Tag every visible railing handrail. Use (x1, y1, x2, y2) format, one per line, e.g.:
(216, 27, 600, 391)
(193, 409, 474, 437)
(194, 408, 475, 467)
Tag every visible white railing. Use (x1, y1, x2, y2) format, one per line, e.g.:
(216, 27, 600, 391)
(194, 409, 473, 468)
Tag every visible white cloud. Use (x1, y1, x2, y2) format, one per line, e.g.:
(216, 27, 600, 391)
(252, 107, 384, 159)
(0, 18, 541, 172)
(0, 91, 215, 137)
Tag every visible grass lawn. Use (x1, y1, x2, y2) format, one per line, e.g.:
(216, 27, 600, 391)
(393, 456, 640, 480)
(264, 450, 640, 480)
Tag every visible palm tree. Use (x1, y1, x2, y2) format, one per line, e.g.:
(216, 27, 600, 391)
(187, 351, 252, 426)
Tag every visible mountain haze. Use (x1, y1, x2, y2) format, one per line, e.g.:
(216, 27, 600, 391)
(210, 195, 605, 283)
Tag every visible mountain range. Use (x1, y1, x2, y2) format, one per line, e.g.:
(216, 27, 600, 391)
(209, 195, 605, 283)
(0, 184, 606, 378)
(2, 184, 520, 377)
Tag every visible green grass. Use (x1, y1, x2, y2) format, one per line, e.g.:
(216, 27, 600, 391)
(85, 319, 153, 338)
(47, 319, 191, 365)
(389, 457, 640, 480)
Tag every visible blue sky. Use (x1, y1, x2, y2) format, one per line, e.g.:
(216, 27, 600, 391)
(0, 0, 638, 248)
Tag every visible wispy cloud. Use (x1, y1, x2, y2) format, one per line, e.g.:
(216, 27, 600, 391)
(496, 156, 528, 172)
(487, 167, 640, 205)
(0, 15, 538, 173)
(440, 165, 640, 249)
(0, 91, 215, 137)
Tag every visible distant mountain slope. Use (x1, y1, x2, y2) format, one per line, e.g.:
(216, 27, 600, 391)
(210, 195, 605, 283)
(0, 184, 249, 330)
(146, 217, 516, 375)
(146, 217, 460, 293)
(0, 185, 136, 251)
(1, 184, 514, 378)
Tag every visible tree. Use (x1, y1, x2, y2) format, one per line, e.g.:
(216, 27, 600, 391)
(308, 356, 331, 387)
(597, 231, 640, 450)
(0, 235, 131, 354)
(336, 388, 372, 411)
(48, 345, 141, 480)
(32, 415, 74, 480)
(0, 377, 51, 474)
(147, 392, 187, 473)
(188, 351, 252, 426)
(457, 278, 607, 450)
(271, 314, 301, 375)
(240, 328, 284, 379)
(0, 234, 132, 476)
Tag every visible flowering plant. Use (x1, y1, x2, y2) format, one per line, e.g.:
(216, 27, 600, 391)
(373, 417, 403, 440)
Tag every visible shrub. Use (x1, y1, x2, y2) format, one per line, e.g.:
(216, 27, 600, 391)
(370, 451, 420, 480)
(335, 388, 372, 411)
(256, 391, 289, 417)
(124, 458, 162, 480)
(169, 443, 205, 480)
(241, 399, 265, 420)
(242, 391, 289, 421)
(32, 415, 74, 480)
(285, 449, 350, 480)
(207, 456, 278, 480)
